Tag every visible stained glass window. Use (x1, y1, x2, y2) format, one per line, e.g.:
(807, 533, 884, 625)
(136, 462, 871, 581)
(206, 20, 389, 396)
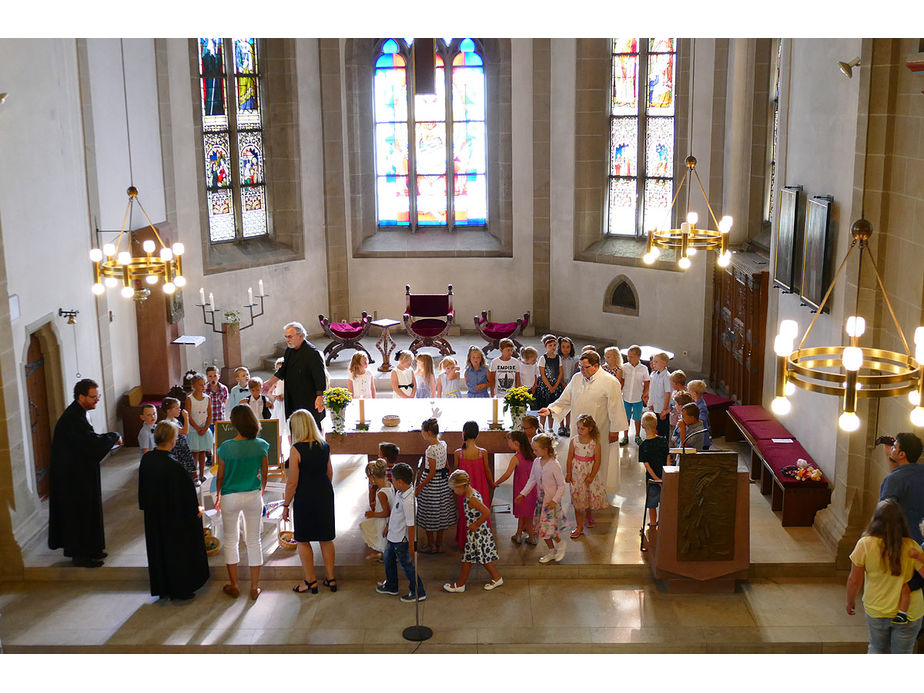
(607, 38, 677, 236)
(373, 38, 487, 229)
(198, 37, 268, 242)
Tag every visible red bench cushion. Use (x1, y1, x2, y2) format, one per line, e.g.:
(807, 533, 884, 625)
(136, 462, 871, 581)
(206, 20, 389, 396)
(729, 405, 776, 424)
(743, 420, 792, 441)
(703, 392, 734, 408)
(329, 321, 365, 338)
(757, 439, 828, 487)
(408, 318, 449, 337)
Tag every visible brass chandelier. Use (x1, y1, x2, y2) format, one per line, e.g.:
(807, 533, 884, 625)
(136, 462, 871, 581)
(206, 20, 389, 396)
(642, 154, 733, 269)
(87, 39, 185, 301)
(89, 186, 186, 299)
(770, 219, 923, 432)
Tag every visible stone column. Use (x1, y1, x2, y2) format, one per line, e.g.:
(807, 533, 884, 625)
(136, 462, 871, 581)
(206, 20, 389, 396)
(723, 38, 755, 247)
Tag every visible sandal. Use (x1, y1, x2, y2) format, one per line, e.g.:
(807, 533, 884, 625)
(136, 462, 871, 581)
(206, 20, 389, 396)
(293, 579, 318, 594)
(222, 584, 240, 598)
(322, 578, 338, 593)
(570, 529, 584, 539)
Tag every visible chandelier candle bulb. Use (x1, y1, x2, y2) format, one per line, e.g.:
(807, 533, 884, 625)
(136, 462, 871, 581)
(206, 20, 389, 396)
(780, 320, 799, 341)
(914, 327, 924, 345)
(172, 243, 184, 256)
(911, 407, 924, 428)
(173, 275, 186, 288)
(142, 240, 155, 254)
(102, 243, 115, 257)
(686, 211, 698, 226)
(117, 251, 131, 266)
(89, 248, 103, 263)
(120, 286, 134, 299)
(774, 335, 794, 357)
(678, 256, 692, 270)
(841, 346, 863, 371)
(839, 411, 861, 432)
(91, 283, 105, 296)
(845, 316, 866, 338)
(160, 248, 173, 262)
(771, 396, 792, 416)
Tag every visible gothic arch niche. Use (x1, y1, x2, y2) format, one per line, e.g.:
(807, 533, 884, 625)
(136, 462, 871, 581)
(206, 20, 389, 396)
(603, 275, 639, 316)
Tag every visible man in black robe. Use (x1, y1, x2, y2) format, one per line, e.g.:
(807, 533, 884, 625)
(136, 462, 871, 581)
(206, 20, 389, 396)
(138, 421, 210, 600)
(262, 321, 327, 427)
(47, 378, 121, 567)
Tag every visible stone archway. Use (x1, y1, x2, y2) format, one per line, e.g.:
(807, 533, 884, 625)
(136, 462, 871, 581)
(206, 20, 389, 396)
(602, 275, 640, 317)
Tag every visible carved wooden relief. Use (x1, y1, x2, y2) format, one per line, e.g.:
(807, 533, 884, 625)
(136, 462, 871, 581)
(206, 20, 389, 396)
(677, 453, 739, 562)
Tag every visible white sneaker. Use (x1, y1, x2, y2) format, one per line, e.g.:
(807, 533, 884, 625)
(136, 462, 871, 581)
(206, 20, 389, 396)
(538, 550, 556, 563)
(553, 542, 567, 562)
(442, 582, 465, 593)
(484, 578, 504, 591)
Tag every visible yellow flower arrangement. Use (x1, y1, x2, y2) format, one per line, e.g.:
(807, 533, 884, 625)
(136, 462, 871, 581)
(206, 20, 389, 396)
(503, 386, 535, 412)
(323, 387, 353, 412)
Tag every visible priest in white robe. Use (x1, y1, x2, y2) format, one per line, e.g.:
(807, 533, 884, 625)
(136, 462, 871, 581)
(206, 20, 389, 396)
(539, 350, 629, 494)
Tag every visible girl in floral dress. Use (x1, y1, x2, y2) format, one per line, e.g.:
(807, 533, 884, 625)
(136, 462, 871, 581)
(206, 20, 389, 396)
(442, 470, 503, 592)
(567, 414, 607, 538)
(516, 433, 568, 563)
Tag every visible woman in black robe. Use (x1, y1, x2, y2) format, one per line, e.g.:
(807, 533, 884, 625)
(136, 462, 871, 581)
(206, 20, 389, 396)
(138, 421, 210, 600)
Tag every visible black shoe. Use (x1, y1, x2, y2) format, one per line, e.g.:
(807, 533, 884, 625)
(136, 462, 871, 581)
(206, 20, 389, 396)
(400, 592, 426, 602)
(91, 552, 108, 559)
(72, 557, 104, 568)
(323, 578, 338, 593)
(171, 593, 195, 601)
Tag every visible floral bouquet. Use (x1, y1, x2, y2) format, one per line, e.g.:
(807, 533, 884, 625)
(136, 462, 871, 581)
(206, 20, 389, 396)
(502, 386, 535, 413)
(323, 387, 353, 434)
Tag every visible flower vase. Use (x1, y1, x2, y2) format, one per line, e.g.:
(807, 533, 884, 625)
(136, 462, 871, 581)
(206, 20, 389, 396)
(330, 408, 346, 434)
(509, 407, 526, 431)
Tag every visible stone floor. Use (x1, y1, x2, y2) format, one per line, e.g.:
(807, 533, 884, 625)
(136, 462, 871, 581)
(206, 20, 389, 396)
(0, 334, 875, 655)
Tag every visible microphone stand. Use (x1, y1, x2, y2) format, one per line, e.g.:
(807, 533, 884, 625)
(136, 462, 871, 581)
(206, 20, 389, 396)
(402, 477, 433, 642)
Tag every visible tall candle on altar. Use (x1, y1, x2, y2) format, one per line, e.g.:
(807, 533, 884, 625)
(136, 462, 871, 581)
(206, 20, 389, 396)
(492, 398, 498, 424)
(258, 279, 264, 297)
(359, 399, 365, 424)
(199, 288, 206, 305)
(209, 292, 215, 311)
(248, 287, 253, 305)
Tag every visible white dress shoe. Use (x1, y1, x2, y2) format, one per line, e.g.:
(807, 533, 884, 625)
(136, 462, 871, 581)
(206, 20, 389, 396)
(442, 582, 465, 593)
(538, 551, 556, 563)
(483, 577, 504, 590)
(553, 543, 567, 562)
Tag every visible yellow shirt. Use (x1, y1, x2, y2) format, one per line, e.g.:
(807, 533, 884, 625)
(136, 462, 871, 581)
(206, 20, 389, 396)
(849, 535, 924, 619)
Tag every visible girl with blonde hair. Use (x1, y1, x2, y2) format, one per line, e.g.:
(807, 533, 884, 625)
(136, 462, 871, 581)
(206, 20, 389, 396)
(359, 459, 394, 561)
(443, 470, 503, 592)
(283, 409, 337, 594)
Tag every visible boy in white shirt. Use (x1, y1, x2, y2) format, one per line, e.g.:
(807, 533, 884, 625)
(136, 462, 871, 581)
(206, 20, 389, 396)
(375, 463, 426, 602)
(228, 366, 251, 409)
(137, 404, 157, 455)
(489, 338, 521, 399)
(619, 345, 650, 445)
(647, 352, 673, 438)
(519, 346, 539, 396)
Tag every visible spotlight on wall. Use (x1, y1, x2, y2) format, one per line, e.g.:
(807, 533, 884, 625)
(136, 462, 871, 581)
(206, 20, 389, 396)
(838, 57, 861, 78)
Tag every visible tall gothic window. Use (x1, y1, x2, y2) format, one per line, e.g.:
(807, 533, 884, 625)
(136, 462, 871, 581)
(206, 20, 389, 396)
(764, 38, 783, 223)
(198, 38, 268, 243)
(606, 38, 677, 236)
(373, 38, 487, 229)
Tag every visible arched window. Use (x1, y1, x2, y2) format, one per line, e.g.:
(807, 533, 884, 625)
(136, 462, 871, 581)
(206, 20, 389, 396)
(606, 38, 677, 237)
(603, 275, 640, 316)
(198, 38, 268, 243)
(373, 38, 487, 230)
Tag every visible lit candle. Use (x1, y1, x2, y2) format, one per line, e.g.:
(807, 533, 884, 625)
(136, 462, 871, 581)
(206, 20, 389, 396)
(199, 288, 206, 305)
(359, 399, 365, 424)
(209, 292, 215, 311)
(258, 279, 264, 297)
(248, 287, 254, 305)
(492, 398, 498, 424)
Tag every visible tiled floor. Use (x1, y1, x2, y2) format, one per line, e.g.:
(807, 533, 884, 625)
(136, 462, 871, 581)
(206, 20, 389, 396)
(3, 334, 857, 654)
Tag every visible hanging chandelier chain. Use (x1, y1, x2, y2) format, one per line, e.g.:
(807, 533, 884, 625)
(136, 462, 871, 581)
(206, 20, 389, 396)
(863, 243, 912, 356)
(797, 240, 858, 350)
(120, 39, 134, 188)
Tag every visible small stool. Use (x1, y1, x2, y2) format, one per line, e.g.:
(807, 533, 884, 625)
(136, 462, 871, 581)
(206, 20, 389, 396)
(474, 311, 530, 356)
(319, 312, 375, 366)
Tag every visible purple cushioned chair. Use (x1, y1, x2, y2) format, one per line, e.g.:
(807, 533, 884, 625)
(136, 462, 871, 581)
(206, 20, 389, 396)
(474, 311, 530, 356)
(403, 284, 455, 356)
(318, 311, 375, 366)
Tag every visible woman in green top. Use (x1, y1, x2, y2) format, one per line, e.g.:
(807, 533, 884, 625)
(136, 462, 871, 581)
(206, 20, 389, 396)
(216, 405, 269, 600)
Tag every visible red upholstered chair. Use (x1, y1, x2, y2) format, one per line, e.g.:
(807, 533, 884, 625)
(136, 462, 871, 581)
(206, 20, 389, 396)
(474, 311, 530, 356)
(318, 311, 375, 366)
(403, 284, 455, 355)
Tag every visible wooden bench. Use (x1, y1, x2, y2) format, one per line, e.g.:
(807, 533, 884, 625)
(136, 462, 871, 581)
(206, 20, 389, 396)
(727, 405, 831, 526)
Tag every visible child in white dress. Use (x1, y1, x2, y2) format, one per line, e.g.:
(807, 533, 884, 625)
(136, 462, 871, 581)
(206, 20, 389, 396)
(184, 373, 213, 483)
(360, 459, 394, 561)
(348, 353, 375, 399)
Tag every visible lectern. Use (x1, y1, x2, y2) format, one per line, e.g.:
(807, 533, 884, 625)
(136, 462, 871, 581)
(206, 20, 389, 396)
(647, 450, 749, 592)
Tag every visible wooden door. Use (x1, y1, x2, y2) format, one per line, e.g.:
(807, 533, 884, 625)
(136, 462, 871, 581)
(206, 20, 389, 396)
(25, 334, 53, 500)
